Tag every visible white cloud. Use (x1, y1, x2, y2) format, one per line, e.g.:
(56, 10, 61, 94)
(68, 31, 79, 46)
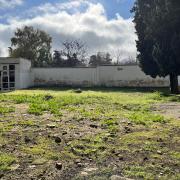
(0, 0, 23, 9)
(0, 1, 137, 61)
(30, 0, 89, 14)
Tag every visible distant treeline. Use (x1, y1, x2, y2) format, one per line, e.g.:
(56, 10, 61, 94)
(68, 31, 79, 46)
(9, 26, 136, 67)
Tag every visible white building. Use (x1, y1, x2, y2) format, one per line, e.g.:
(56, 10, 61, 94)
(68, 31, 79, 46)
(0, 58, 32, 91)
(0, 57, 170, 91)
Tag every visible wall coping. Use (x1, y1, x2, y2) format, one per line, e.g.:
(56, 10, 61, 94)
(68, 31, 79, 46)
(32, 64, 139, 69)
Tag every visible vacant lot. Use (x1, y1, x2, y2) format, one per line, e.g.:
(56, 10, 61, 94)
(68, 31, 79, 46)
(0, 88, 180, 180)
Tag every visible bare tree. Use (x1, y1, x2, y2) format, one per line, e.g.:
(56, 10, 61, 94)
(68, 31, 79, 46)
(113, 49, 125, 65)
(62, 39, 87, 66)
(113, 49, 137, 65)
(119, 56, 137, 65)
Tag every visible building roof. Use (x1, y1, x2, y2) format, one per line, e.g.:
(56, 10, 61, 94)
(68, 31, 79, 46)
(0, 57, 29, 64)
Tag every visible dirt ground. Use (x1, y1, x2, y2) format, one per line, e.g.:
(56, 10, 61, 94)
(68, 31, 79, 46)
(154, 102, 180, 119)
(0, 89, 180, 180)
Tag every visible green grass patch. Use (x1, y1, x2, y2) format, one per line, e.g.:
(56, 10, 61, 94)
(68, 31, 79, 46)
(170, 151, 180, 160)
(28, 103, 49, 115)
(0, 106, 15, 114)
(22, 137, 59, 161)
(124, 165, 154, 179)
(125, 111, 167, 125)
(0, 153, 16, 171)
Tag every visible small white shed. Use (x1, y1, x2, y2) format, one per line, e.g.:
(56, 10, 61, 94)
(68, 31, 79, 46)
(0, 58, 32, 91)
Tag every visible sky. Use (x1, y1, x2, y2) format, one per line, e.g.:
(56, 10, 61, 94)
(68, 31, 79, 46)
(0, 0, 136, 61)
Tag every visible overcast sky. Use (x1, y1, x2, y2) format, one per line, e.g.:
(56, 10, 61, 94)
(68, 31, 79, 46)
(0, 0, 137, 61)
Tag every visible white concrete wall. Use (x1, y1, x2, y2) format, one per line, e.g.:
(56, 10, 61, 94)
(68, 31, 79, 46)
(1, 58, 175, 90)
(32, 67, 97, 87)
(32, 65, 170, 87)
(98, 65, 169, 87)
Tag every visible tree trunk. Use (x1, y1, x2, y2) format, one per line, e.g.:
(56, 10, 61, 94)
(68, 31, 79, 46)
(170, 74, 179, 94)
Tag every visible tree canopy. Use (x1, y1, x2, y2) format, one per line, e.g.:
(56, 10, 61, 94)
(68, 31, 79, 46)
(9, 26, 52, 67)
(132, 0, 180, 93)
(89, 52, 112, 66)
(52, 40, 87, 67)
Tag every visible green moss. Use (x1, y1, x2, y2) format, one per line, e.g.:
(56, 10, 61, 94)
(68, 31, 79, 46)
(0, 153, 16, 171)
(170, 151, 180, 160)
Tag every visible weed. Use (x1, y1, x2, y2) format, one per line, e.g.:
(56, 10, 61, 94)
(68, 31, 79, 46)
(28, 103, 48, 115)
(0, 106, 15, 114)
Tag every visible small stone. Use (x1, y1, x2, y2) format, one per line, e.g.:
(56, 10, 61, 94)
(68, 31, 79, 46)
(46, 124, 57, 129)
(111, 149, 116, 154)
(83, 167, 98, 172)
(29, 165, 36, 168)
(62, 131, 67, 135)
(10, 164, 20, 171)
(53, 135, 62, 143)
(32, 158, 47, 165)
(110, 175, 133, 180)
(55, 162, 62, 170)
(77, 163, 83, 167)
(90, 124, 98, 128)
(74, 89, 82, 93)
(110, 175, 123, 180)
(157, 150, 163, 155)
(75, 159, 81, 164)
(24, 136, 31, 143)
(1, 144, 7, 149)
(80, 172, 88, 176)
(118, 156, 124, 161)
(157, 138, 163, 142)
(143, 157, 148, 161)
(0, 173, 4, 178)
